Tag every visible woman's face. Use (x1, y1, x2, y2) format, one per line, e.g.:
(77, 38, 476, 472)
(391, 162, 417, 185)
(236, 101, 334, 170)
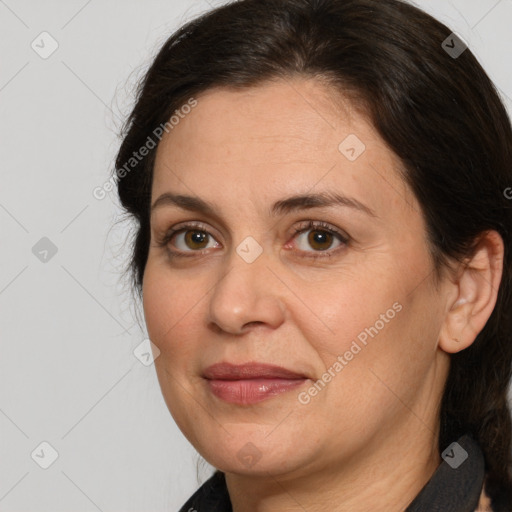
(143, 78, 451, 477)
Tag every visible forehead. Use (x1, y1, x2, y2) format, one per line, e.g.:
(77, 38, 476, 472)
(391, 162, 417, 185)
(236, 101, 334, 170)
(151, 78, 417, 218)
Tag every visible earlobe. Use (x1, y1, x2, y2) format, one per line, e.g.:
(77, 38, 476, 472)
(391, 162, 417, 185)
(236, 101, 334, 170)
(439, 300, 473, 354)
(438, 230, 504, 354)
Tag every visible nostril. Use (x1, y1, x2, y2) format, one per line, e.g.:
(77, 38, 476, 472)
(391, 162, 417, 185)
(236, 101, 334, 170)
(244, 321, 264, 329)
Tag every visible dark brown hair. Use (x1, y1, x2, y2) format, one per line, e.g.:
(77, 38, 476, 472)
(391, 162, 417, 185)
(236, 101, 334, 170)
(113, 0, 512, 508)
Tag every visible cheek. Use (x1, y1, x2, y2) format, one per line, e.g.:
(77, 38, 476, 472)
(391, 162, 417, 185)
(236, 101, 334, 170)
(142, 267, 170, 346)
(142, 263, 201, 359)
(306, 254, 436, 390)
(305, 266, 398, 356)
(142, 264, 204, 424)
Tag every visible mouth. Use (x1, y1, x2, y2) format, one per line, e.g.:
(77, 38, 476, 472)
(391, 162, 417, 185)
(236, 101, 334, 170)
(202, 362, 309, 405)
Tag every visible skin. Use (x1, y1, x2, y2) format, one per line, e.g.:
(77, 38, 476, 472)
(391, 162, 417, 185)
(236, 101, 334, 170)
(142, 77, 504, 511)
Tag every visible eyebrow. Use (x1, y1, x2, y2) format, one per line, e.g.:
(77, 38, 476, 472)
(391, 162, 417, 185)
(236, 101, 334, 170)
(151, 191, 377, 218)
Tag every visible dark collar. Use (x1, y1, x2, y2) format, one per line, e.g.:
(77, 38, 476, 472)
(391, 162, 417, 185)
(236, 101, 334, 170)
(178, 434, 485, 512)
(178, 469, 232, 512)
(405, 434, 485, 512)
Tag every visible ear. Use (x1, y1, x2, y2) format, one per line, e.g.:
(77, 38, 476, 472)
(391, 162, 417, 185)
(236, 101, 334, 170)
(438, 230, 504, 354)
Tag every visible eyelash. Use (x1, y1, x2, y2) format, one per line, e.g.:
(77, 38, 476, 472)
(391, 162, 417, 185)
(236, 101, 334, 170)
(156, 220, 349, 260)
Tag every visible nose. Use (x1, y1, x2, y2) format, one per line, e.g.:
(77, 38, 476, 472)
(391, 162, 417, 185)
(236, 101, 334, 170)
(206, 247, 286, 335)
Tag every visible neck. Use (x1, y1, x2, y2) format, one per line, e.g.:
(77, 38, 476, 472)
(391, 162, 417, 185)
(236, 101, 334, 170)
(225, 422, 441, 512)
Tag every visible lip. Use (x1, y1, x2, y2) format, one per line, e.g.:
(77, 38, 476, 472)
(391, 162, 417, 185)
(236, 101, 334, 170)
(203, 362, 308, 380)
(203, 362, 309, 405)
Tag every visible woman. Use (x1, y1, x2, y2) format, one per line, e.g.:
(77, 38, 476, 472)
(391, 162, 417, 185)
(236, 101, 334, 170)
(113, 0, 512, 510)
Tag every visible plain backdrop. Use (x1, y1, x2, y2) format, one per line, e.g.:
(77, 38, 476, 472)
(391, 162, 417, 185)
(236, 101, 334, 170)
(0, 0, 511, 510)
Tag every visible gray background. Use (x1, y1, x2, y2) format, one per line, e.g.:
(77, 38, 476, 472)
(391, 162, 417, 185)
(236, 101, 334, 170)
(0, 0, 511, 510)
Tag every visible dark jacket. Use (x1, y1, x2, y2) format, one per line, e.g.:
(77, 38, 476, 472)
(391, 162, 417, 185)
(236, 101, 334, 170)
(178, 434, 496, 511)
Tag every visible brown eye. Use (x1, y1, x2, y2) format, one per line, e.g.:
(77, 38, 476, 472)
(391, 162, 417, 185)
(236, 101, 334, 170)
(157, 222, 221, 256)
(292, 221, 349, 259)
(182, 230, 210, 250)
(170, 228, 219, 252)
(305, 230, 335, 251)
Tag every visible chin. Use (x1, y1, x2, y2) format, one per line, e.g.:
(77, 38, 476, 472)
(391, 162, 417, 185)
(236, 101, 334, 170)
(193, 431, 315, 477)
